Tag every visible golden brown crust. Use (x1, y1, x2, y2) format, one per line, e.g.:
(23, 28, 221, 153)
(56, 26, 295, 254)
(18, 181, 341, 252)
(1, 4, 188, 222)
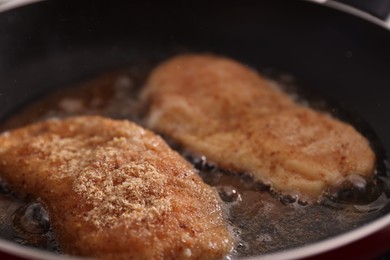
(141, 54, 376, 202)
(0, 116, 232, 259)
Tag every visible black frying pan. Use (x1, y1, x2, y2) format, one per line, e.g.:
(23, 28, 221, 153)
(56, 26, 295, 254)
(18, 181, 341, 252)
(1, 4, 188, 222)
(0, 0, 390, 259)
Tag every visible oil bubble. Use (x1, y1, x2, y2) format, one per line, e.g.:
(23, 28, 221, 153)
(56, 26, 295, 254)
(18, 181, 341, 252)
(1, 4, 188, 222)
(13, 203, 50, 235)
(218, 186, 242, 203)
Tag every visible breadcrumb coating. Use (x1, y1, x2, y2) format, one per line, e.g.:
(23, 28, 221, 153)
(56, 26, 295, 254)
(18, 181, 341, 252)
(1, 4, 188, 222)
(0, 116, 232, 259)
(141, 54, 376, 202)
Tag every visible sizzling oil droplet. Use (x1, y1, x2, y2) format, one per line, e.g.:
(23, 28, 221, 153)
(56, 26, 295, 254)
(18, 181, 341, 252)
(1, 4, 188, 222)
(218, 186, 242, 203)
(14, 203, 50, 235)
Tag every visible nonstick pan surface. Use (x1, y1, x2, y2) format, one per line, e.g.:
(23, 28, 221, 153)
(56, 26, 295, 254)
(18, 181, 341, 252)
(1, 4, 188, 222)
(0, 0, 390, 259)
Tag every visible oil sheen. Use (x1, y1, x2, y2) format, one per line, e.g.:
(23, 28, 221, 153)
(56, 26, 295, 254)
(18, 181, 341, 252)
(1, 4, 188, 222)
(0, 62, 389, 258)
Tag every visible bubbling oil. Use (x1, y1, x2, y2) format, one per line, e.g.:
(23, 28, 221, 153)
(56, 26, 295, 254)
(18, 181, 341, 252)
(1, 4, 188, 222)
(0, 61, 389, 258)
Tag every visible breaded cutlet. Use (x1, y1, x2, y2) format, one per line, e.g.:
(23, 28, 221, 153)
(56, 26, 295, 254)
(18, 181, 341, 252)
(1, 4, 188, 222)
(141, 54, 376, 202)
(0, 116, 233, 259)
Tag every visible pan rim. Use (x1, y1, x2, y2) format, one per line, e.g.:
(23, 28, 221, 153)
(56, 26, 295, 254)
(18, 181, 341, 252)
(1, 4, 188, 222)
(0, 0, 44, 12)
(304, 0, 390, 31)
(1, 0, 390, 31)
(245, 212, 390, 259)
(0, 206, 388, 259)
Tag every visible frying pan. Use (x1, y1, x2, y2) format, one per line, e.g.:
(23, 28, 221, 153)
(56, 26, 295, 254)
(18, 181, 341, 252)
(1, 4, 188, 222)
(0, 0, 390, 259)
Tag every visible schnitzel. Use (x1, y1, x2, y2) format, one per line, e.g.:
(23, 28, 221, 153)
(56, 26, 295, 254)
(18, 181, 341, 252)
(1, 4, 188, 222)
(0, 116, 232, 259)
(141, 54, 376, 202)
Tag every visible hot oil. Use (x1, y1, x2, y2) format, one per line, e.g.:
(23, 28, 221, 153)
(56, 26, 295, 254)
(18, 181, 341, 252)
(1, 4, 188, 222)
(183, 150, 390, 256)
(0, 181, 59, 251)
(0, 63, 389, 257)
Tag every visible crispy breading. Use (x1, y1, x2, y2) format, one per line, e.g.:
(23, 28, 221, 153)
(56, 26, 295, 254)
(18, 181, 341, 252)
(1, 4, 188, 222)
(0, 116, 232, 259)
(141, 54, 376, 202)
